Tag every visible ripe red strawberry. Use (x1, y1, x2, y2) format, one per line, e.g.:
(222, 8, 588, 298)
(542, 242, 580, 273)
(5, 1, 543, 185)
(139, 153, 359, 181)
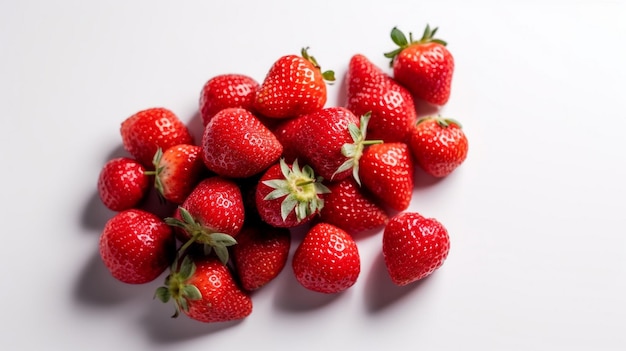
(384, 25, 454, 106)
(202, 107, 283, 178)
(166, 176, 245, 264)
(382, 212, 450, 286)
(97, 157, 150, 211)
(345, 54, 417, 143)
(254, 47, 335, 119)
(199, 74, 260, 126)
(359, 142, 414, 211)
(155, 255, 252, 323)
(319, 178, 388, 235)
(146, 144, 207, 204)
(271, 116, 308, 163)
(292, 222, 360, 293)
(409, 116, 468, 177)
(255, 158, 329, 228)
(232, 222, 291, 291)
(100, 209, 176, 284)
(120, 107, 194, 168)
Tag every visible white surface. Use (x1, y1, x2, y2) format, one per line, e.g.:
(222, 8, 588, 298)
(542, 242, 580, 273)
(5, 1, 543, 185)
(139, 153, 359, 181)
(2, 0, 625, 350)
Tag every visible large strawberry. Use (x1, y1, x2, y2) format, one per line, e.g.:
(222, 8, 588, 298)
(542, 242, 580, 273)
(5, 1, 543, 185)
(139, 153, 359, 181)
(97, 157, 150, 211)
(382, 212, 450, 286)
(202, 107, 283, 178)
(292, 222, 360, 294)
(199, 74, 260, 126)
(99, 209, 176, 284)
(409, 116, 468, 177)
(147, 144, 207, 204)
(254, 47, 335, 119)
(155, 255, 252, 323)
(120, 107, 193, 168)
(255, 158, 330, 228)
(345, 54, 417, 143)
(384, 25, 454, 106)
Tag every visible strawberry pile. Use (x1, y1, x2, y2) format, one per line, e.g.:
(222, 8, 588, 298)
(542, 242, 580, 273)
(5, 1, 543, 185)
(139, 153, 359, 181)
(96, 25, 468, 323)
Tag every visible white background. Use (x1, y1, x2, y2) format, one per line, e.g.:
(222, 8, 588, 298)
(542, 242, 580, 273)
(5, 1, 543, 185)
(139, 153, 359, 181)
(2, 0, 625, 350)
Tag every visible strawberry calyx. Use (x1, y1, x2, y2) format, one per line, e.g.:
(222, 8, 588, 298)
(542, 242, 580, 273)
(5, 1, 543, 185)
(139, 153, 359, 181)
(334, 112, 383, 185)
(301, 47, 336, 83)
(154, 254, 202, 318)
(416, 116, 462, 129)
(144, 147, 166, 199)
(263, 158, 331, 222)
(384, 24, 448, 67)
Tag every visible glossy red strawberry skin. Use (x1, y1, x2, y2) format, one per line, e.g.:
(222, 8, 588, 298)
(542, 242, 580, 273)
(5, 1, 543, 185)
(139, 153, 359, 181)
(359, 142, 414, 211)
(409, 117, 468, 177)
(382, 212, 450, 286)
(271, 116, 308, 163)
(232, 223, 291, 291)
(97, 157, 150, 211)
(292, 223, 360, 293)
(120, 107, 193, 168)
(346, 54, 417, 143)
(99, 209, 176, 284)
(199, 74, 260, 126)
(154, 144, 207, 204)
(202, 108, 283, 178)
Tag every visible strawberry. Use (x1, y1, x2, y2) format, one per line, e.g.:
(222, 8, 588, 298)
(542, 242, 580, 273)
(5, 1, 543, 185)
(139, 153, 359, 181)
(409, 116, 468, 177)
(201, 107, 283, 178)
(359, 142, 414, 211)
(254, 47, 335, 119)
(166, 177, 244, 264)
(271, 116, 308, 163)
(146, 144, 207, 204)
(97, 157, 150, 211)
(199, 74, 260, 126)
(120, 107, 194, 168)
(384, 25, 454, 106)
(382, 212, 450, 286)
(345, 54, 417, 143)
(99, 209, 176, 284)
(292, 222, 360, 293)
(232, 222, 291, 291)
(255, 158, 330, 228)
(319, 178, 388, 235)
(155, 254, 252, 323)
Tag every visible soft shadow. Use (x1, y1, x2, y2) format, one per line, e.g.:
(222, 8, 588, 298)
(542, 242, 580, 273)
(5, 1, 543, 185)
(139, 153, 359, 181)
(414, 98, 441, 118)
(272, 266, 343, 312)
(334, 62, 349, 107)
(106, 143, 130, 161)
(187, 110, 204, 145)
(81, 190, 115, 231)
(413, 166, 444, 190)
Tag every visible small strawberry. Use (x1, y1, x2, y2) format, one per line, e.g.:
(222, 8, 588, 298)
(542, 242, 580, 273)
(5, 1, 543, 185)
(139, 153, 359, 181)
(255, 158, 330, 228)
(359, 142, 414, 211)
(409, 116, 468, 177)
(99, 209, 176, 284)
(254, 47, 335, 119)
(155, 255, 252, 323)
(199, 74, 260, 126)
(146, 144, 207, 204)
(382, 212, 450, 286)
(232, 222, 291, 291)
(292, 222, 360, 294)
(97, 157, 151, 211)
(384, 25, 454, 106)
(120, 107, 194, 168)
(202, 107, 283, 178)
(345, 54, 417, 143)
(271, 116, 308, 163)
(319, 178, 389, 235)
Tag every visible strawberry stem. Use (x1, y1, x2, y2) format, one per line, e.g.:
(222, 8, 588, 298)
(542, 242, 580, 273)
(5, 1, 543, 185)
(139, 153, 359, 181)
(384, 24, 447, 67)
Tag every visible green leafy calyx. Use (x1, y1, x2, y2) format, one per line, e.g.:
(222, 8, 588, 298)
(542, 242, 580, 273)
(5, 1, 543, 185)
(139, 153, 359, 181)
(301, 47, 335, 83)
(383, 24, 448, 67)
(154, 255, 202, 318)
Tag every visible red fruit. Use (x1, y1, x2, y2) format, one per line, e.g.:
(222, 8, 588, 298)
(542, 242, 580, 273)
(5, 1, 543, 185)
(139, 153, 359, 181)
(254, 47, 335, 119)
(319, 178, 388, 234)
(99, 209, 176, 284)
(271, 116, 308, 163)
(97, 157, 150, 211)
(199, 74, 260, 126)
(384, 25, 454, 106)
(156, 255, 252, 323)
(232, 223, 291, 291)
(409, 117, 468, 177)
(345, 54, 417, 143)
(147, 144, 207, 204)
(382, 212, 450, 286)
(359, 142, 414, 211)
(120, 107, 194, 168)
(202, 108, 283, 178)
(292, 223, 360, 293)
(255, 159, 330, 228)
